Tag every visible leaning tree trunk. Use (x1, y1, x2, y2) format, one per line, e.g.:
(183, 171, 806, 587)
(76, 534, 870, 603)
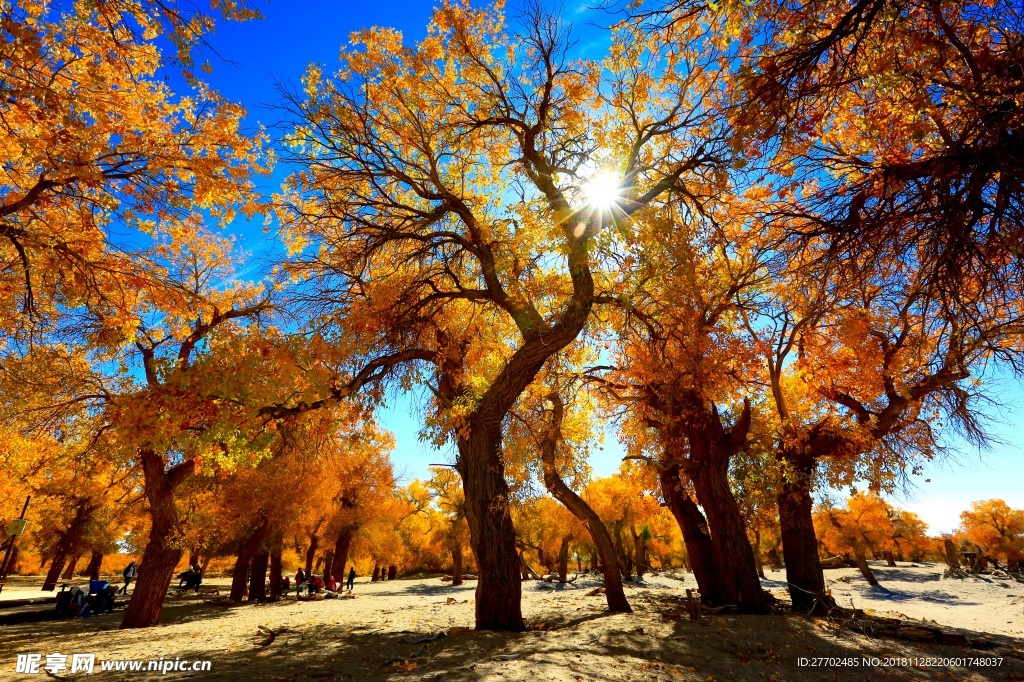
(557, 535, 570, 583)
(659, 464, 721, 604)
(328, 525, 354, 586)
(538, 397, 631, 612)
(853, 547, 878, 586)
(304, 530, 319, 578)
(249, 551, 270, 601)
(121, 449, 194, 629)
(269, 539, 283, 599)
(456, 421, 524, 631)
(86, 552, 103, 581)
(777, 450, 828, 613)
(62, 552, 82, 579)
(42, 500, 94, 591)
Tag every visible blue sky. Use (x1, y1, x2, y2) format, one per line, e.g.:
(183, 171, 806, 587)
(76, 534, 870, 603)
(192, 1, 1023, 534)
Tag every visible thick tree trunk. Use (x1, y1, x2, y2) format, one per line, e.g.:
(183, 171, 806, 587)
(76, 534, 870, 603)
(688, 430, 764, 611)
(328, 526, 354, 586)
(86, 552, 103, 581)
(451, 543, 464, 586)
(659, 465, 721, 604)
(121, 450, 193, 629)
(323, 552, 334, 581)
(777, 451, 828, 612)
(269, 540, 283, 600)
(372, 563, 380, 582)
(388, 565, 397, 580)
(883, 550, 896, 567)
(249, 551, 269, 601)
(456, 422, 524, 631)
(200, 553, 212, 577)
(538, 401, 631, 612)
(557, 536, 570, 583)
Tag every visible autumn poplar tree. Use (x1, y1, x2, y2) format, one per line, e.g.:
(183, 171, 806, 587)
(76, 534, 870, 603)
(278, 1, 727, 630)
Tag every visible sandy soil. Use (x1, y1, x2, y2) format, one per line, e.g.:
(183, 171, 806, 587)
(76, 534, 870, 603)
(1, 565, 1022, 681)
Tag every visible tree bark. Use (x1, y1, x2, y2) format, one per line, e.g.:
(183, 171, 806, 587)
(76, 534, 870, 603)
(451, 542, 464, 586)
(328, 526, 354, 586)
(883, 549, 896, 567)
(86, 551, 103, 581)
(557, 535, 570, 583)
(456, 421, 524, 631)
(777, 450, 828, 612)
(269, 539, 283, 600)
(659, 464, 721, 604)
(61, 552, 82, 579)
(42, 500, 94, 591)
(249, 551, 269, 601)
(854, 548, 879, 585)
(538, 395, 631, 612)
(372, 563, 380, 582)
(323, 551, 334, 581)
(752, 529, 765, 579)
(304, 532, 319, 578)
(387, 565, 397, 580)
(685, 403, 764, 611)
(230, 519, 269, 602)
(121, 449, 194, 629)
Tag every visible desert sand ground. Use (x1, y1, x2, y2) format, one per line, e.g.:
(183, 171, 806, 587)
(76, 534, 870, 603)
(0, 562, 1021, 681)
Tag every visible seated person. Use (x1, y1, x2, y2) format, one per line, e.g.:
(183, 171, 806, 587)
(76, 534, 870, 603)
(280, 576, 291, 595)
(325, 575, 339, 592)
(309, 575, 324, 593)
(178, 566, 196, 589)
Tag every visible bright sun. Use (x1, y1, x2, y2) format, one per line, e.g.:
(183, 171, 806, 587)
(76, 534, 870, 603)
(583, 170, 622, 210)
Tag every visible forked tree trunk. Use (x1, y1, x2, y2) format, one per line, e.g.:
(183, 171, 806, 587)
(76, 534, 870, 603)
(538, 397, 631, 612)
(122, 449, 194, 629)
(456, 422, 524, 631)
(269, 539, 283, 600)
(777, 450, 828, 613)
(328, 526, 354, 586)
(230, 519, 269, 602)
(557, 536, 570, 583)
(659, 464, 721, 604)
(451, 542, 464, 586)
(249, 551, 269, 601)
(685, 403, 764, 612)
(86, 552, 103, 581)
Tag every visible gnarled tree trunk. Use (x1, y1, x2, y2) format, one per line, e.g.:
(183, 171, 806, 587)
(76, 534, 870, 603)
(121, 449, 194, 629)
(659, 464, 721, 604)
(777, 449, 828, 613)
(456, 421, 524, 631)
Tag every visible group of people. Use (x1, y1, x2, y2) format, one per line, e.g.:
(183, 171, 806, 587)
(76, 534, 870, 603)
(287, 566, 356, 596)
(176, 564, 203, 591)
(56, 581, 118, 619)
